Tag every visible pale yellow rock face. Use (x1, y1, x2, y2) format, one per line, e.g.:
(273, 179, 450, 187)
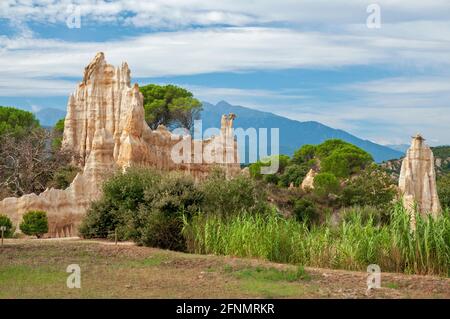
(301, 169, 317, 191)
(0, 53, 240, 236)
(399, 134, 441, 217)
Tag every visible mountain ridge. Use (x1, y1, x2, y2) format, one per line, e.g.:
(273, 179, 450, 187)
(34, 101, 404, 163)
(200, 101, 404, 163)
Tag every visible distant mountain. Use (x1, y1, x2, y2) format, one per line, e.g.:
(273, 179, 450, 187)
(201, 101, 404, 163)
(32, 101, 404, 162)
(384, 144, 410, 153)
(34, 108, 66, 127)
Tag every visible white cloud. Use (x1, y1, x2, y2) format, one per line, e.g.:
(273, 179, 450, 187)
(0, 77, 76, 96)
(343, 77, 450, 95)
(1, 26, 449, 85)
(0, 27, 379, 85)
(2, 0, 450, 29)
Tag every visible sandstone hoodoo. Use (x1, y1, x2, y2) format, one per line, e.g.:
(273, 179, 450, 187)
(399, 134, 441, 217)
(0, 53, 240, 237)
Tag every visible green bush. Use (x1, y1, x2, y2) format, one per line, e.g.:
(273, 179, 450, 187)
(19, 211, 48, 238)
(291, 144, 316, 165)
(200, 170, 270, 218)
(263, 173, 279, 185)
(437, 173, 450, 210)
(278, 164, 310, 187)
(341, 164, 396, 210)
(80, 168, 204, 251)
(0, 214, 14, 238)
(50, 165, 79, 189)
(313, 172, 340, 198)
(249, 155, 290, 179)
(293, 198, 318, 224)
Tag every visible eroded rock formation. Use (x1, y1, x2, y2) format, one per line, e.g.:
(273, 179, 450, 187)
(0, 53, 240, 236)
(399, 134, 441, 217)
(301, 169, 317, 191)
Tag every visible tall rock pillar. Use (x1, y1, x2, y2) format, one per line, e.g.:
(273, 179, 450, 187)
(398, 134, 441, 217)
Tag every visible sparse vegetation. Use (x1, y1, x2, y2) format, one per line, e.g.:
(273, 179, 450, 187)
(0, 109, 75, 198)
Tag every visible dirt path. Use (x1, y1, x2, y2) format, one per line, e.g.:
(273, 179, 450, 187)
(0, 239, 448, 298)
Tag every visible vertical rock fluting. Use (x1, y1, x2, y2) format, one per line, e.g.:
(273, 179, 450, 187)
(0, 53, 240, 236)
(398, 134, 441, 217)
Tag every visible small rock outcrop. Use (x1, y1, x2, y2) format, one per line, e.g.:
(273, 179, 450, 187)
(301, 169, 317, 191)
(399, 134, 441, 217)
(0, 53, 240, 236)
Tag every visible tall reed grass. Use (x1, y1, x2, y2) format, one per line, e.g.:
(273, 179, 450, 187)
(183, 203, 450, 276)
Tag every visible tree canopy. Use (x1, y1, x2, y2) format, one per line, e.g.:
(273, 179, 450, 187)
(139, 84, 202, 131)
(0, 106, 40, 137)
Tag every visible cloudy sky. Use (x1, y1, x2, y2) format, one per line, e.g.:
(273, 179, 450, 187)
(0, 0, 449, 146)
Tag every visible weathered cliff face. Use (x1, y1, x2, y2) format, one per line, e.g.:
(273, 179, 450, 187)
(399, 134, 441, 217)
(0, 53, 240, 236)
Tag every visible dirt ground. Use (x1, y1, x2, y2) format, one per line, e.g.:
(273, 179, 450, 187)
(0, 238, 448, 299)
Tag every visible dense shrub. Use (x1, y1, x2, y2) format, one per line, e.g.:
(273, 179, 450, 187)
(291, 144, 316, 165)
(341, 164, 396, 210)
(200, 170, 270, 218)
(49, 165, 80, 189)
(292, 198, 318, 224)
(278, 164, 310, 187)
(249, 155, 290, 179)
(19, 211, 48, 238)
(0, 214, 14, 238)
(80, 168, 204, 251)
(313, 172, 340, 198)
(79, 168, 160, 239)
(437, 173, 450, 210)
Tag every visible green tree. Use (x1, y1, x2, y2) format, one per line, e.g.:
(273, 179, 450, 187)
(249, 155, 290, 180)
(317, 140, 373, 178)
(19, 211, 48, 238)
(313, 172, 340, 198)
(291, 144, 316, 165)
(139, 84, 202, 130)
(0, 214, 14, 238)
(437, 173, 450, 210)
(0, 106, 40, 137)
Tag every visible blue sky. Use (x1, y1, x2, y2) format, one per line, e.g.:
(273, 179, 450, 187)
(0, 0, 449, 146)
